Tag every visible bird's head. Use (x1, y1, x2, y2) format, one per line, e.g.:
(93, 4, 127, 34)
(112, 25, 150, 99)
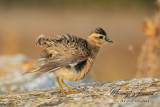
(88, 27, 113, 47)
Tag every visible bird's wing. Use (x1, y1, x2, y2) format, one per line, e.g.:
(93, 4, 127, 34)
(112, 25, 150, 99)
(26, 34, 89, 74)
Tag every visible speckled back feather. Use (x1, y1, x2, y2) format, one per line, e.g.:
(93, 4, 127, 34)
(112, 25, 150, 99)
(37, 34, 89, 58)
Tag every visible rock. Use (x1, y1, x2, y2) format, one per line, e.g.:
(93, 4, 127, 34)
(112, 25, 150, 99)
(0, 78, 159, 107)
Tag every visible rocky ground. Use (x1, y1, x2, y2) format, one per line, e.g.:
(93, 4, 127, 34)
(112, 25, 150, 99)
(0, 78, 159, 107)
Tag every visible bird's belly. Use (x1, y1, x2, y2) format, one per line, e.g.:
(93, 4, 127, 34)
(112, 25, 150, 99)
(54, 63, 91, 81)
(54, 59, 92, 81)
(54, 67, 85, 81)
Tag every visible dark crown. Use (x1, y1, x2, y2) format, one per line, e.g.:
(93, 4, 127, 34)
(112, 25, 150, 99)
(91, 28, 106, 36)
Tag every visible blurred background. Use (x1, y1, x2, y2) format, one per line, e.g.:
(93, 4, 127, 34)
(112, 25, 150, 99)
(0, 0, 160, 93)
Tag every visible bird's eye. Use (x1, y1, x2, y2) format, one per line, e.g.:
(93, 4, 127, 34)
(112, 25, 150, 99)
(99, 36, 103, 39)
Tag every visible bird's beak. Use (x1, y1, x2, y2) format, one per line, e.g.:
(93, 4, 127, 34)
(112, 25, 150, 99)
(106, 39, 113, 43)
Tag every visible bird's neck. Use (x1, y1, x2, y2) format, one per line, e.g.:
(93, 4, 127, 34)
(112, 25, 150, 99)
(87, 41, 101, 59)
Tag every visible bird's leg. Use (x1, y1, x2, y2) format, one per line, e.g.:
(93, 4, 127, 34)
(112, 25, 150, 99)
(56, 77, 66, 94)
(60, 78, 74, 93)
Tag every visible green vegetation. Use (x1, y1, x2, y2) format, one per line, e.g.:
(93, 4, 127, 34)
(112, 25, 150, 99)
(0, 0, 155, 8)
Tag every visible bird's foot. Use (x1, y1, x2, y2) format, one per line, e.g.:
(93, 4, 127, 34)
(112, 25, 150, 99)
(66, 90, 81, 95)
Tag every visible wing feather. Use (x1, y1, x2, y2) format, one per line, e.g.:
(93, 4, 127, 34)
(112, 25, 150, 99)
(26, 34, 89, 74)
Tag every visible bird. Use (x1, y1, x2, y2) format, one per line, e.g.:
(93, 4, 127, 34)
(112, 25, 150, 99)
(27, 27, 113, 94)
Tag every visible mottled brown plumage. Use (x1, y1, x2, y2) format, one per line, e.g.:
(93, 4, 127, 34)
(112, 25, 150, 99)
(27, 27, 113, 94)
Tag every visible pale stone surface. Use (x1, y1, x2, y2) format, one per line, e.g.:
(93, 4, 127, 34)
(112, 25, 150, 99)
(0, 78, 159, 107)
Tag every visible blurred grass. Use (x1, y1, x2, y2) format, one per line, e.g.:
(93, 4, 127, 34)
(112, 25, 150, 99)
(0, 0, 156, 8)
